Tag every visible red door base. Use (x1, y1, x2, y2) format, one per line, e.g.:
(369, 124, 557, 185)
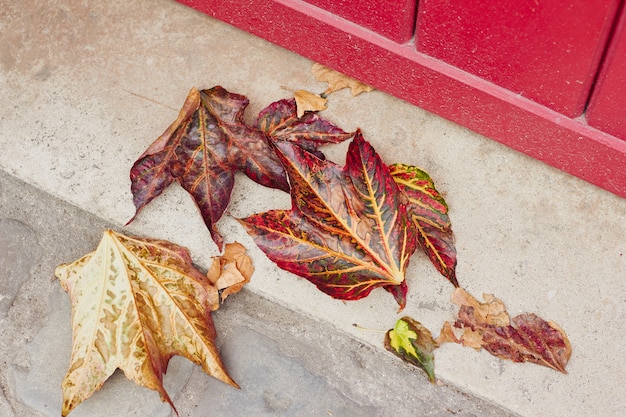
(178, 0, 626, 199)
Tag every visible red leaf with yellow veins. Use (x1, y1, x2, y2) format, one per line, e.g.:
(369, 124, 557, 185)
(390, 163, 458, 287)
(55, 230, 239, 417)
(256, 98, 354, 158)
(441, 288, 572, 373)
(239, 131, 417, 308)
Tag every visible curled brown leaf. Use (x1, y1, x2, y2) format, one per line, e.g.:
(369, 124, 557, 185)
(206, 242, 254, 302)
(440, 288, 572, 373)
(434, 321, 459, 345)
(294, 89, 328, 118)
(312, 63, 375, 96)
(130, 86, 354, 251)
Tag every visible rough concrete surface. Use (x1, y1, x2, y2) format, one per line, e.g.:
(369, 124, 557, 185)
(0, 171, 512, 417)
(0, 0, 625, 416)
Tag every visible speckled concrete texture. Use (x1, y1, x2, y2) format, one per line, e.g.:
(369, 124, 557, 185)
(0, 171, 512, 417)
(1, 1, 625, 416)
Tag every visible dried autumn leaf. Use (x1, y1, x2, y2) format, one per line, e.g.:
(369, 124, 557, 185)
(441, 288, 572, 373)
(435, 321, 459, 345)
(390, 163, 458, 287)
(206, 242, 254, 302)
(130, 87, 353, 250)
(451, 287, 510, 327)
(255, 98, 354, 158)
(55, 230, 238, 416)
(239, 131, 418, 309)
(294, 89, 327, 118)
(129, 87, 287, 250)
(127, 87, 202, 221)
(312, 63, 375, 96)
(385, 316, 437, 382)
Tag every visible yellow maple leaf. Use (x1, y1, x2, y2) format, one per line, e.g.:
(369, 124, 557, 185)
(55, 230, 240, 416)
(311, 63, 375, 96)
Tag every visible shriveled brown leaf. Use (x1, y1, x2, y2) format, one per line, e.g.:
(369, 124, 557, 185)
(312, 63, 375, 96)
(206, 242, 254, 301)
(55, 230, 238, 416)
(441, 288, 572, 373)
(451, 287, 509, 327)
(434, 321, 459, 345)
(294, 89, 327, 117)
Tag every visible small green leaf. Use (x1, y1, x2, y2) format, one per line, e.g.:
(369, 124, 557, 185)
(385, 316, 438, 383)
(389, 319, 419, 357)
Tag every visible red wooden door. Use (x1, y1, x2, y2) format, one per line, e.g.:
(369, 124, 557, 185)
(175, 0, 626, 199)
(303, 0, 417, 43)
(415, 0, 622, 118)
(586, 6, 626, 141)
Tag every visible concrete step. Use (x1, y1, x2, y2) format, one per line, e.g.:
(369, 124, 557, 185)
(1, 1, 625, 416)
(0, 171, 513, 416)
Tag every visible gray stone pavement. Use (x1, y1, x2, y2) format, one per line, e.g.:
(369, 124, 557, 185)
(0, 170, 514, 416)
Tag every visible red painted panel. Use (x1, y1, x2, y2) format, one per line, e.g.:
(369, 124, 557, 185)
(303, 0, 417, 43)
(416, 0, 621, 118)
(176, 0, 626, 199)
(587, 7, 626, 141)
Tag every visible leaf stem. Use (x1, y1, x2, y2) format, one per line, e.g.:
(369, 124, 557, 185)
(352, 323, 386, 333)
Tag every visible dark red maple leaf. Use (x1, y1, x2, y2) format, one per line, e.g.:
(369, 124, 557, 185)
(239, 131, 418, 309)
(256, 98, 353, 159)
(129, 87, 353, 250)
